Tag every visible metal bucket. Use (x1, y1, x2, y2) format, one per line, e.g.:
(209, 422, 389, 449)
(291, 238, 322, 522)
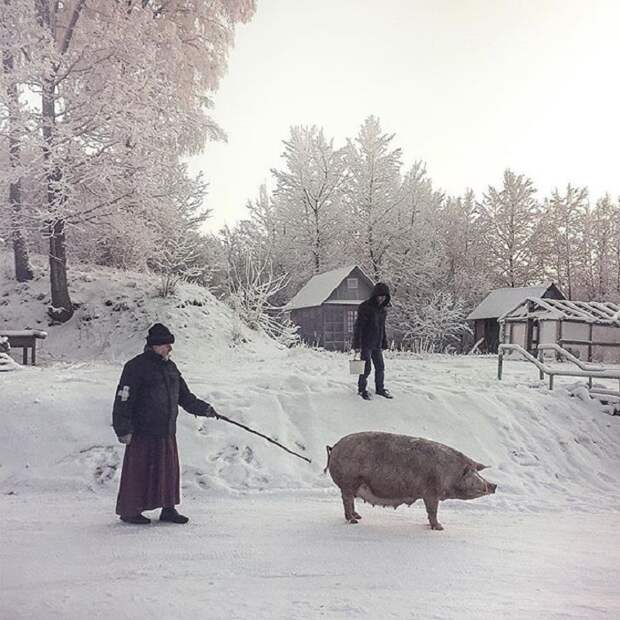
(349, 358, 365, 375)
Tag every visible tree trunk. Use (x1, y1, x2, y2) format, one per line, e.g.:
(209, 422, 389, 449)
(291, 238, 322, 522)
(313, 206, 321, 273)
(508, 254, 515, 287)
(3, 40, 33, 282)
(41, 77, 73, 322)
(367, 225, 380, 280)
(616, 222, 620, 294)
(48, 217, 72, 321)
(9, 180, 33, 282)
(34, 0, 85, 323)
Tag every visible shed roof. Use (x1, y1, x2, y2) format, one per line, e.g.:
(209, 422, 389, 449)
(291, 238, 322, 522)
(466, 282, 560, 320)
(500, 297, 620, 325)
(286, 265, 372, 310)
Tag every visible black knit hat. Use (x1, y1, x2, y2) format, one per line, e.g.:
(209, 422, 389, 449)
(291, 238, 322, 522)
(146, 323, 175, 346)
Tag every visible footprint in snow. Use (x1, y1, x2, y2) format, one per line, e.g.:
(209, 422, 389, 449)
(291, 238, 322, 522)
(59, 445, 121, 486)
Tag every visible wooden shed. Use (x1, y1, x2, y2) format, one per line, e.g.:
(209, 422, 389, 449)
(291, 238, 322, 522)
(499, 297, 620, 363)
(286, 265, 375, 351)
(466, 282, 565, 353)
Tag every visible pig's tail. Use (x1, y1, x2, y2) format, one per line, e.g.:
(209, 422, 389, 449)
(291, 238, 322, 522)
(323, 446, 333, 473)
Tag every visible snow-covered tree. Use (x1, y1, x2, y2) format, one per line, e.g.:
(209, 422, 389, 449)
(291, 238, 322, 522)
(147, 166, 210, 297)
(541, 184, 588, 299)
(0, 0, 255, 321)
(0, 0, 40, 282)
(439, 190, 490, 302)
(243, 184, 284, 268)
(476, 169, 543, 287)
(584, 195, 619, 301)
(614, 196, 620, 299)
(226, 255, 299, 346)
(392, 290, 471, 353)
(271, 125, 347, 281)
(387, 161, 445, 301)
(343, 116, 404, 280)
(231, 120, 618, 352)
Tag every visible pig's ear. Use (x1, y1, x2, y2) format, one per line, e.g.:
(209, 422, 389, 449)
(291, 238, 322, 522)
(475, 462, 488, 471)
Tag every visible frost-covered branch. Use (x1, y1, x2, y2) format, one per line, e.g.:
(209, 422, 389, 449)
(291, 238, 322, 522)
(226, 257, 299, 346)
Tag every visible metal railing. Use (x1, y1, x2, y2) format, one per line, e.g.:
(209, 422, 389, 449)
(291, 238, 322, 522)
(536, 343, 607, 389)
(497, 343, 620, 392)
(536, 343, 608, 372)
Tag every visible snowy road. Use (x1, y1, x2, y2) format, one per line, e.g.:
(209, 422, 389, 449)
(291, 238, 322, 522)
(3, 491, 619, 620)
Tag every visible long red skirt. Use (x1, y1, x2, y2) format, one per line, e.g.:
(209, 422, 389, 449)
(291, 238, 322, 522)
(116, 435, 180, 516)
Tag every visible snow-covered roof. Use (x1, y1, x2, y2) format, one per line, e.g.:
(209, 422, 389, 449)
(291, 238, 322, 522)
(286, 265, 371, 310)
(323, 300, 367, 305)
(0, 330, 48, 338)
(500, 297, 620, 325)
(466, 283, 559, 320)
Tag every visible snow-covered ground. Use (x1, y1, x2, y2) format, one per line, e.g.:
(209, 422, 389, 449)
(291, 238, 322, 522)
(2, 261, 620, 618)
(4, 492, 619, 620)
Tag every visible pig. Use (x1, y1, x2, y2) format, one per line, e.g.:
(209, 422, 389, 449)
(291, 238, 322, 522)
(325, 432, 496, 530)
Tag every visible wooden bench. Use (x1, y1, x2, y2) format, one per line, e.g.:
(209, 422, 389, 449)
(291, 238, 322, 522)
(0, 330, 48, 365)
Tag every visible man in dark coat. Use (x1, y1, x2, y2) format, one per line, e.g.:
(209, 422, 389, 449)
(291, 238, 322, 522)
(352, 282, 393, 400)
(113, 323, 219, 525)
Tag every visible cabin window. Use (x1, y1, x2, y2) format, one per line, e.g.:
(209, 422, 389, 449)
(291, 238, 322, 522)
(347, 277, 358, 289)
(345, 310, 357, 334)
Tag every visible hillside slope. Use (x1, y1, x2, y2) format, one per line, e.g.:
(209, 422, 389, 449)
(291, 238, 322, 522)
(0, 254, 279, 364)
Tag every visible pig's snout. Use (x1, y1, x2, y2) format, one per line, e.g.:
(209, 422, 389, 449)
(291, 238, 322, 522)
(488, 482, 497, 494)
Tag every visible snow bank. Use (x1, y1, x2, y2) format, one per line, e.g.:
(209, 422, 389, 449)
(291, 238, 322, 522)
(2, 352, 619, 515)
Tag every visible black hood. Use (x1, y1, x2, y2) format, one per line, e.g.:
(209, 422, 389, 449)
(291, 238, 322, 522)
(370, 282, 391, 307)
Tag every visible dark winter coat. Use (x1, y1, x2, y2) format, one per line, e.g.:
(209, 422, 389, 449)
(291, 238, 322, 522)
(352, 283, 391, 351)
(112, 349, 215, 438)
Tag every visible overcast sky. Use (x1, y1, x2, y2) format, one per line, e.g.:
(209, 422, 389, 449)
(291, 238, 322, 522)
(189, 0, 620, 232)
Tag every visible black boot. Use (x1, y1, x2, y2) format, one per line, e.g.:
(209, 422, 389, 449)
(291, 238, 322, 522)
(120, 513, 151, 525)
(359, 390, 371, 400)
(376, 389, 393, 399)
(160, 507, 189, 524)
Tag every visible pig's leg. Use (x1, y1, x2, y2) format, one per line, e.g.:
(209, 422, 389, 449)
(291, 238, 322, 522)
(341, 492, 359, 524)
(423, 497, 443, 531)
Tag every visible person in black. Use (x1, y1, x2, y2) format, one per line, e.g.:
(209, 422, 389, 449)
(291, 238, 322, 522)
(352, 282, 393, 400)
(113, 323, 219, 525)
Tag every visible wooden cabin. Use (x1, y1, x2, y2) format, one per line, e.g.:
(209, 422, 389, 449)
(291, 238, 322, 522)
(467, 282, 564, 353)
(499, 297, 620, 363)
(286, 266, 375, 351)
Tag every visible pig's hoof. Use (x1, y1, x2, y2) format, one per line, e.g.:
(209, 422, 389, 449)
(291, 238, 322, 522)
(347, 518, 359, 524)
(352, 512, 362, 520)
(430, 523, 444, 531)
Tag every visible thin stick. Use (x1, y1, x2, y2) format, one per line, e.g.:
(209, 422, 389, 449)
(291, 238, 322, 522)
(216, 414, 312, 464)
